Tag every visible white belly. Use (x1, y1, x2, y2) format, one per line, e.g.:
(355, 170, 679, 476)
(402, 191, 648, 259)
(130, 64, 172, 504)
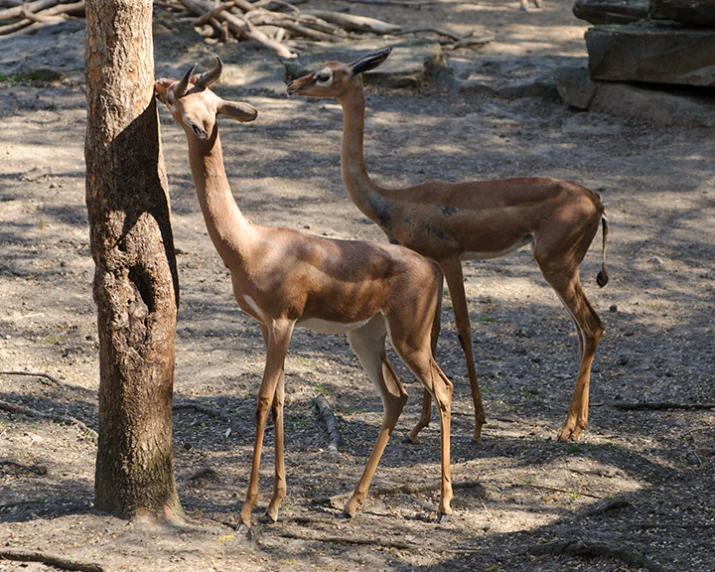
(297, 317, 371, 334)
(461, 236, 532, 261)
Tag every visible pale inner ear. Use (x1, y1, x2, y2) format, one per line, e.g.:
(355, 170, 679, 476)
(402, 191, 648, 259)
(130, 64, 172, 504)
(218, 100, 258, 123)
(154, 78, 172, 100)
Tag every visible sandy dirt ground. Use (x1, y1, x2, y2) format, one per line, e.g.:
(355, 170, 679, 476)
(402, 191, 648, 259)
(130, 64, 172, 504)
(1, 1, 714, 570)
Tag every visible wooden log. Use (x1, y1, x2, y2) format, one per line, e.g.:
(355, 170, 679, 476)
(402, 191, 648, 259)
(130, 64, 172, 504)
(650, 0, 715, 26)
(586, 22, 715, 86)
(573, 0, 650, 25)
(305, 9, 402, 34)
(179, 0, 295, 57)
(313, 395, 339, 456)
(0, 0, 57, 22)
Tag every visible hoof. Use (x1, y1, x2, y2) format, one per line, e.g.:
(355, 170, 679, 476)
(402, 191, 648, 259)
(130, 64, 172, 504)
(339, 509, 355, 519)
(402, 435, 418, 445)
(237, 522, 250, 533)
(258, 513, 277, 525)
(437, 512, 452, 524)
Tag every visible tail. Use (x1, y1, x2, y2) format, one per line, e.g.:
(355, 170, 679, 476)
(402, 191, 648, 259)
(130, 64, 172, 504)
(596, 214, 609, 287)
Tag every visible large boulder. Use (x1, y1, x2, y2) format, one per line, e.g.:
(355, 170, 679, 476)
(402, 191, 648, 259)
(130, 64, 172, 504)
(573, 0, 650, 25)
(650, 0, 715, 27)
(554, 65, 715, 126)
(585, 22, 715, 86)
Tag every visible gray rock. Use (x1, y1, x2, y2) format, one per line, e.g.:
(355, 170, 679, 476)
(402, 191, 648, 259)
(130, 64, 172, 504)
(554, 66, 598, 110)
(573, 0, 650, 25)
(650, 0, 715, 27)
(586, 22, 715, 87)
(554, 65, 715, 126)
(0, 20, 85, 83)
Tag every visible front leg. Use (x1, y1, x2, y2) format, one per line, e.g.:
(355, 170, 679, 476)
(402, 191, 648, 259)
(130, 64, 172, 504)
(239, 319, 294, 529)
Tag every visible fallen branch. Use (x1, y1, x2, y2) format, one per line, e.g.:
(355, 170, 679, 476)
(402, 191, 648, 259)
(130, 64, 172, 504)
(0, 549, 105, 572)
(305, 9, 402, 34)
(317, 478, 484, 507)
(528, 540, 665, 572)
(191, 0, 233, 26)
(339, 0, 437, 5)
(0, 458, 48, 476)
(179, 0, 296, 57)
(0, 399, 97, 440)
(613, 402, 715, 411)
(312, 395, 339, 456)
(173, 399, 235, 423)
(516, 482, 601, 499)
(445, 34, 495, 50)
(0, 370, 62, 387)
(276, 528, 415, 550)
(577, 497, 631, 518)
(394, 26, 460, 41)
(0, 0, 56, 22)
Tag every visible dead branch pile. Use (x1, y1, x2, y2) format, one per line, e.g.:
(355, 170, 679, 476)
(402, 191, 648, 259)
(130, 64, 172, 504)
(0, 0, 492, 57)
(0, 0, 85, 38)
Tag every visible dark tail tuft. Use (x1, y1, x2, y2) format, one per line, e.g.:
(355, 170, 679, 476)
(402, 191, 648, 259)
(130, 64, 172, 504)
(596, 215, 609, 288)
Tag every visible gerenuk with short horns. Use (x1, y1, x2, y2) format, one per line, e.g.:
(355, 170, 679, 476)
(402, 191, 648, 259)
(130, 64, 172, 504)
(156, 58, 455, 529)
(287, 47, 609, 445)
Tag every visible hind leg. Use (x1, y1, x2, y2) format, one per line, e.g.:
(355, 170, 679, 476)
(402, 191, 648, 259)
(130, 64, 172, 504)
(542, 269, 604, 441)
(343, 315, 409, 517)
(442, 257, 485, 443)
(407, 268, 443, 444)
(391, 317, 454, 518)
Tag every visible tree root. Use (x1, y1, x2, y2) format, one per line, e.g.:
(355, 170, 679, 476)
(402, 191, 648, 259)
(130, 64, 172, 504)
(0, 549, 105, 572)
(0, 399, 97, 440)
(528, 540, 665, 572)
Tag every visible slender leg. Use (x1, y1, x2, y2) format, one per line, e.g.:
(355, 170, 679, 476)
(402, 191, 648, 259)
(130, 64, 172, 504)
(343, 315, 409, 517)
(395, 339, 454, 519)
(407, 269, 443, 443)
(239, 319, 294, 528)
(540, 268, 604, 442)
(441, 257, 486, 443)
(264, 367, 286, 522)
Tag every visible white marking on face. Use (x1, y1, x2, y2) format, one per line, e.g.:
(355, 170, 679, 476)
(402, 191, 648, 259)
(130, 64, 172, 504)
(314, 68, 333, 87)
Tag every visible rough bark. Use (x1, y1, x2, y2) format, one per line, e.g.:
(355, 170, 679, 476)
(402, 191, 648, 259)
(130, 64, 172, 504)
(84, 0, 182, 519)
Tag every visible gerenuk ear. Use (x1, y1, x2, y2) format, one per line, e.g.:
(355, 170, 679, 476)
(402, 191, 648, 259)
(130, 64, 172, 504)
(154, 79, 173, 101)
(218, 100, 258, 123)
(347, 47, 392, 77)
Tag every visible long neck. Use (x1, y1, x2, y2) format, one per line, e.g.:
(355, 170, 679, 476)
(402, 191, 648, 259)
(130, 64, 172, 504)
(186, 127, 254, 267)
(339, 86, 395, 234)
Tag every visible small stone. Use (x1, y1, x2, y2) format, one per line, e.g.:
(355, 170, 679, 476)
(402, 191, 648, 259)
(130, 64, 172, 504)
(609, 304, 618, 312)
(649, 256, 665, 266)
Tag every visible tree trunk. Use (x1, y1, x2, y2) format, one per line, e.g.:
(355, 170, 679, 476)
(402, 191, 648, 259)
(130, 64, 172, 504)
(85, 0, 182, 519)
